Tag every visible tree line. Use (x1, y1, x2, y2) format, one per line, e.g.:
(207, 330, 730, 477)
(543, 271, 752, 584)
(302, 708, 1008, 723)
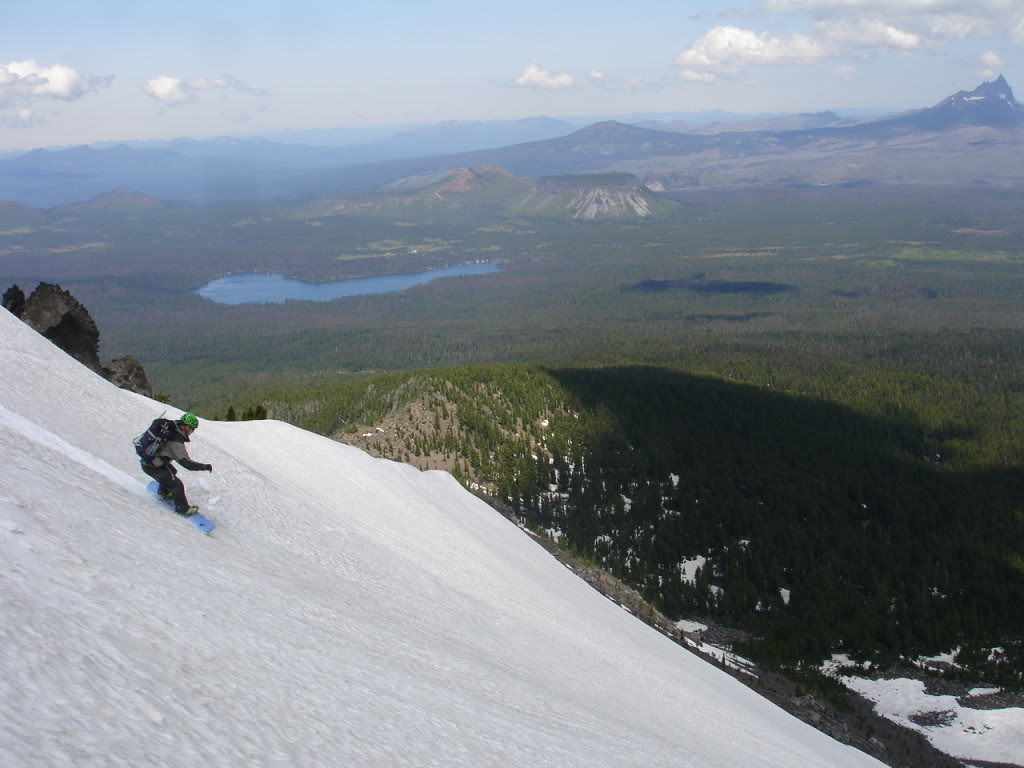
(253, 360, 1024, 688)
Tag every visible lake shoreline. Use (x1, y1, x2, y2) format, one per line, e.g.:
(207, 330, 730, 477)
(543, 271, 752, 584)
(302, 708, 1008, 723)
(196, 261, 504, 305)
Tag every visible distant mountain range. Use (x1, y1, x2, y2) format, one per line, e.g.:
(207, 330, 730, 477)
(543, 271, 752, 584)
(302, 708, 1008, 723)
(113, 116, 581, 165)
(636, 111, 856, 135)
(0, 77, 1021, 208)
(362, 76, 1024, 190)
(245, 115, 583, 150)
(0, 118, 584, 208)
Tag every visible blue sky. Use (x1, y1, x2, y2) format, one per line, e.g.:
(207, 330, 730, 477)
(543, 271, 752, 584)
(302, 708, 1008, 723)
(1, 0, 1021, 149)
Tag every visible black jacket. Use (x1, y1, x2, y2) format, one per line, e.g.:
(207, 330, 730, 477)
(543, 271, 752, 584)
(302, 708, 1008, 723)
(151, 424, 208, 471)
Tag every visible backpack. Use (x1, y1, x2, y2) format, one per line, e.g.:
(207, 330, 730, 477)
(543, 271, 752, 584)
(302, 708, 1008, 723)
(134, 418, 175, 463)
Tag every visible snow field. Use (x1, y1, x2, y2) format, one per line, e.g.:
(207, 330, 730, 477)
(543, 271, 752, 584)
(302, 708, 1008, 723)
(0, 307, 885, 767)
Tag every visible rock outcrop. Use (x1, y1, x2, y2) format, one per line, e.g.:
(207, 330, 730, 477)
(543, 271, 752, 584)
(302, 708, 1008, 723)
(20, 283, 104, 373)
(2, 284, 26, 317)
(101, 355, 152, 396)
(3, 282, 153, 397)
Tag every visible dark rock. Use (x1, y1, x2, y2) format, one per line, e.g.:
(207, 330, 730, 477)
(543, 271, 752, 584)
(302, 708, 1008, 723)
(102, 355, 153, 398)
(2, 284, 25, 318)
(20, 283, 103, 373)
(5, 282, 153, 396)
(908, 709, 957, 728)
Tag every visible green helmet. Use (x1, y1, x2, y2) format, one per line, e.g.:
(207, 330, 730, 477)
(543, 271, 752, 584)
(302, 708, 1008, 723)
(180, 412, 199, 429)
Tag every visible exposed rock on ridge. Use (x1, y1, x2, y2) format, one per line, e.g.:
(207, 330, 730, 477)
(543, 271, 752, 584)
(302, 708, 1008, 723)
(931, 74, 1021, 128)
(103, 355, 153, 396)
(518, 181, 661, 219)
(2, 284, 26, 317)
(3, 282, 152, 397)
(18, 283, 104, 372)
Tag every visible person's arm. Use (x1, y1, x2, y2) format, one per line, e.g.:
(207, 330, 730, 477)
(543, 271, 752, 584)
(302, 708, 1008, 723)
(167, 441, 212, 471)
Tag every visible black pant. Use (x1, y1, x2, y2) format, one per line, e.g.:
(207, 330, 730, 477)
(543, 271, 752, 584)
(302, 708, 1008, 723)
(142, 461, 191, 514)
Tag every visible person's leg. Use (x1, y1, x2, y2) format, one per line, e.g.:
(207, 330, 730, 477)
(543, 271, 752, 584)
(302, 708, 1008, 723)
(141, 461, 168, 492)
(142, 463, 191, 514)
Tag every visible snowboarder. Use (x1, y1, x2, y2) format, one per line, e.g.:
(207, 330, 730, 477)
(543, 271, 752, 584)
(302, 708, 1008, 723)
(138, 412, 213, 516)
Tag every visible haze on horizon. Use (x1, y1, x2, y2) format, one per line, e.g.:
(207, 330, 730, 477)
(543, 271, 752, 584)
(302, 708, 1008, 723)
(2, 0, 1023, 151)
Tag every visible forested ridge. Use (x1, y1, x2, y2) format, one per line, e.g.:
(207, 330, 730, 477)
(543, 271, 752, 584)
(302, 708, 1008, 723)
(251, 359, 1024, 688)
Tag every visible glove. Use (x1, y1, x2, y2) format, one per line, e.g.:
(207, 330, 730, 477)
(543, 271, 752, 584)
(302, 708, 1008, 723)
(205, 464, 214, 472)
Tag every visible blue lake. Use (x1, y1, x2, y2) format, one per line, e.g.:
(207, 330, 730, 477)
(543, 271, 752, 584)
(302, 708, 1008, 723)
(196, 262, 502, 305)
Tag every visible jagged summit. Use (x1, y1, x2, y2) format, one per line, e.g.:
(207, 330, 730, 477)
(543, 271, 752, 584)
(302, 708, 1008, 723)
(920, 74, 1022, 129)
(936, 74, 1019, 112)
(820, 75, 1024, 139)
(939, 74, 1017, 107)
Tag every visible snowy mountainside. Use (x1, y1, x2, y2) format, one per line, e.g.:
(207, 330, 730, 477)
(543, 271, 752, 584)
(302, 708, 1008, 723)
(0, 307, 884, 767)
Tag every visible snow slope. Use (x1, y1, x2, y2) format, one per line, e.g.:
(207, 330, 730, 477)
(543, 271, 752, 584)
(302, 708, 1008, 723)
(0, 307, 885, 767)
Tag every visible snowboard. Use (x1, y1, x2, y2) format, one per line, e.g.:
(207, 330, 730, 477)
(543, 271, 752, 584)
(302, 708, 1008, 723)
(146, 481, 216, 533)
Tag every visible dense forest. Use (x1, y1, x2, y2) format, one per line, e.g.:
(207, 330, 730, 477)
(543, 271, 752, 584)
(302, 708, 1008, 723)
(254, 359, 1024, 688)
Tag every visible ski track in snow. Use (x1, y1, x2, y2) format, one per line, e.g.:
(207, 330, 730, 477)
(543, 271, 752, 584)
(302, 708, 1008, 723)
(0, 402, 143, 496)
(0, 307, 891, 767)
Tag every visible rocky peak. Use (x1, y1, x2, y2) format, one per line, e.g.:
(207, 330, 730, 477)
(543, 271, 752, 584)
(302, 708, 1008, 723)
(930, 75, 1022, 127)
(3, 282, 152, 397)
(967, 75, 1015, 102)
(19, 283, 104, 374)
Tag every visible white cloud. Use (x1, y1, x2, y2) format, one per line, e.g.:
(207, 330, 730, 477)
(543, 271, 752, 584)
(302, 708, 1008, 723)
(925, 14, 993, 40)
(588, 70, 619, 89)
(764, 1, 1017, 13)
(979, 50, 1002, 68)
(761, 0, 1024, 46)
(513, 64, 573, 90)
(679, 69, 719, 83)
(143, 75, 190, 105)
(977, 50, 1003, 79)
(675, 25, 830, 79)
(833, 64, 857, 77)
(816, 18, 922, 49)
(1, 107, 39, 129)
(678, 0, 1024, 81)
(0, 60, 110, 109)
(142, 73, 262, 106)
